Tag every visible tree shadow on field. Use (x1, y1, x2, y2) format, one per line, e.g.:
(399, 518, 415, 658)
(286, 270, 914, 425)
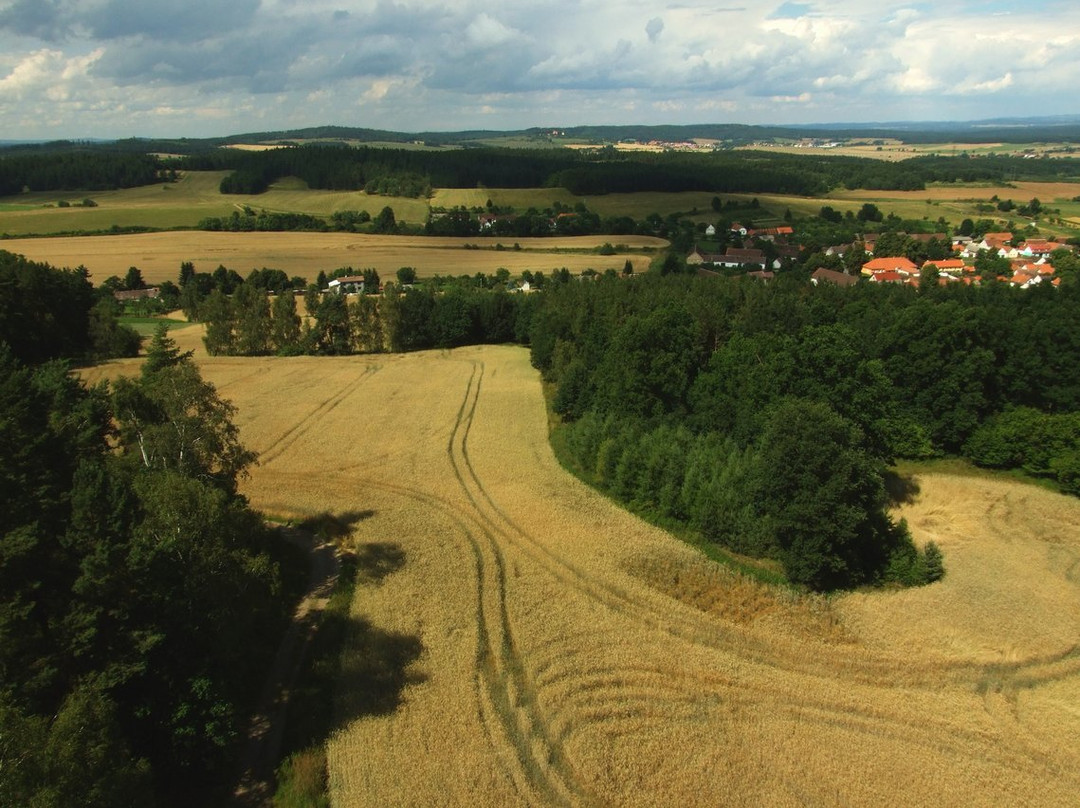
(334, 617, 426, 727)
(884, 471, 921, 506)
(297, 509, 376, 541)
(354, 541, 407, 585)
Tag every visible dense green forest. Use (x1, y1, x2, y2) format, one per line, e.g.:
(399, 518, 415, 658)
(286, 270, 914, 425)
(185, 263, 539, 356)
(528, 273, 1080, 589)
(0, 152, 163, 195)
(0, 250, 142, 363)
(0, 255, 302, 806)
(179, 145, 1080, 197)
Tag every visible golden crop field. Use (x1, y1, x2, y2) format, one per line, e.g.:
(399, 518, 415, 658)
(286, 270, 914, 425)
(83, 345, 1080, 806)
(0, 232, 665, 285)
(739, 142, 1080, 162)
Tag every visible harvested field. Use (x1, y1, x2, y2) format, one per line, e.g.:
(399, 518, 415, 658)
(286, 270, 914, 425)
(82, 347, 1080, 806)
(1, 231, 665, 285)
(828, 180, 1080, 202)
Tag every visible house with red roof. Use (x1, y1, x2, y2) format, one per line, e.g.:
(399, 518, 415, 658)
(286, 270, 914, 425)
(861, 256, 918, 277)
(921, 259, 967, 276)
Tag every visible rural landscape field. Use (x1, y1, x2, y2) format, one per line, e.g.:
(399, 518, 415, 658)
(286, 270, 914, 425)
(0, 229, 663, 285)
(82, 340, 1080, 807)
(8, 118, 1080, 808)
(7, 161, 1080, 289)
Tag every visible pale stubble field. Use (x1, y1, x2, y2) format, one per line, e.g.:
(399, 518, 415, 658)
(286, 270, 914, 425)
(86, 343, 1080, 806)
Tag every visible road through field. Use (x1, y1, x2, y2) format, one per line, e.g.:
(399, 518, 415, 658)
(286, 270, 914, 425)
(87, 346, 1080, 806)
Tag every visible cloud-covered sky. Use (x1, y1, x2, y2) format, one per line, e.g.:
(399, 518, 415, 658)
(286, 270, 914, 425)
(1, 0, 1077, 139)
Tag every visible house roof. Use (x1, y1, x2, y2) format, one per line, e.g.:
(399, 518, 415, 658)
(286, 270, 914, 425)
(862, 256, 917, 275)
(113, 287, 160, 301)
(811, 267, 859, 287)
(725, 247, 765, 261)
(869, 270, 905, 283)
(922, 259, 966, 273)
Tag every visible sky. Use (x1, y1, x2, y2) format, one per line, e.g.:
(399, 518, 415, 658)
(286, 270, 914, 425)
(1, 0, 1078, 139)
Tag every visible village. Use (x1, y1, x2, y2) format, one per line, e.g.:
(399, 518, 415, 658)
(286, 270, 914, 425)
(687, 221, 1073, 289)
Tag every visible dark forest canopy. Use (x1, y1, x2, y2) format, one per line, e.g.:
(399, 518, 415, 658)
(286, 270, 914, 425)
(0, 250, 140, 364)
(529, 273, 1080, 590)
(3, 133, 1080, 200)
(177, 145, 1080, 198)
(0, 151, 162, 195)
(0, 256, 299, 805)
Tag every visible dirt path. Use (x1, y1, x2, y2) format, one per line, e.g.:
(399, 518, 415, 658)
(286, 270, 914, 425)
(233, 527, 341, 806)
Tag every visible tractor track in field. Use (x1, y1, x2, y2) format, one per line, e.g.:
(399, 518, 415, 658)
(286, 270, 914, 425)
(441, 359, 1080, 782)
(243, 351, 1080, 804)
(445, 362, 590, 807)
(258, 364, 379, 466)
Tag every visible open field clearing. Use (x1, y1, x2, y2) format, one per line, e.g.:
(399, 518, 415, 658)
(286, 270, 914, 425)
(740, 142, 1080, 161)
(828, 180, 1080, 203)
(0, 171, 431, 235)
(6, 165, 1080, 241)
(0, 231, 665, 285)
(82, 346, 1080, 806)
(710, 180, 1080, 235)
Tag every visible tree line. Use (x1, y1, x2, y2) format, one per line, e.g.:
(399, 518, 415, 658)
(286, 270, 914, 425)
(192, 272, 540, 357)
(0, 250, 142, 363)
(4, 141, 1079, 203)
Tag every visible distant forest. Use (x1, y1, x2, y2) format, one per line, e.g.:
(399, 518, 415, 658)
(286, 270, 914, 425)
(4, 136, 1080, 199)
(182, 145, 1080, 197)
(0, 152, 162, 195)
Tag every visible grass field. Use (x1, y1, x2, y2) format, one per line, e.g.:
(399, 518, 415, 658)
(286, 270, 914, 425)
(81, 346, 1080, 806)
(0, 232, 664, 285)
(118, 316, 196, 337)
(5, 166, 1080, 244)
(0, 171, 431, 236)
(709, 180, 1080, 238)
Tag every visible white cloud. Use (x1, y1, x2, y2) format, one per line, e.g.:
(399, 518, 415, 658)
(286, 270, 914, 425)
(465, 13, 521, 48)
(2, 0, 1080, 137)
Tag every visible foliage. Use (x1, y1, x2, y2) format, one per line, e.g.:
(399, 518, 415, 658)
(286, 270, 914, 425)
(0, 251, 139, 364)
(965, 407, 1080, 494)
(530, 273, 1080, 590)
(0, 327, 293, 805)
(0, 151, 161, 195)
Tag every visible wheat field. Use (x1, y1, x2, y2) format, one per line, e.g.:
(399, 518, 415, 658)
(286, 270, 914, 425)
(0, 231, 663, 285)
(83, 345, 1080, 806)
